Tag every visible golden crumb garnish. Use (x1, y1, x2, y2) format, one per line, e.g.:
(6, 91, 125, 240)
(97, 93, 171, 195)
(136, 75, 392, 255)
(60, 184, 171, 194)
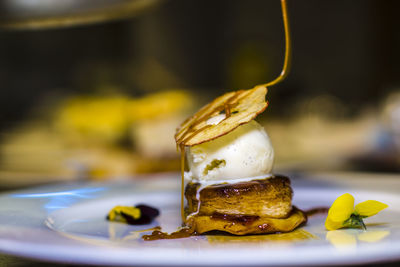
(175, 85, 268, 147)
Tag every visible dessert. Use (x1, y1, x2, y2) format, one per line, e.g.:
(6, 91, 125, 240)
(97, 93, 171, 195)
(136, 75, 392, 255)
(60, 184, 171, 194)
(175, 85, 307, 235)
(142, 0, 305, 240)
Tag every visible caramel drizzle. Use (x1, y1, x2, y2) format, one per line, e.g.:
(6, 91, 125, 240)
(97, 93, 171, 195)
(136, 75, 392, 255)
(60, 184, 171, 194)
(176, 0, 290, 147)
(180, 145, 186, 223)
(305, 207, 329, 217)
(177, 0, 291, 225)
(224, 103, 231, 118)
(261, 0, 291, 88)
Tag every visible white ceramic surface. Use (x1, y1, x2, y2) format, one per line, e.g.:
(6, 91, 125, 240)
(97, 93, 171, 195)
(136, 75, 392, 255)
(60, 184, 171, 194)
(0, 172, 399, 266)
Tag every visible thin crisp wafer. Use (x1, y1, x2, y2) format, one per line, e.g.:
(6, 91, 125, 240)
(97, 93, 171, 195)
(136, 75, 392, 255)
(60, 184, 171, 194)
(175, 85, 268, 146)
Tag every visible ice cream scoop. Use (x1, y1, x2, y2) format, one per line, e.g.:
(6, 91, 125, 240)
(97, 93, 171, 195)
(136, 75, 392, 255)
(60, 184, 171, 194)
(185, 120, 274, 182)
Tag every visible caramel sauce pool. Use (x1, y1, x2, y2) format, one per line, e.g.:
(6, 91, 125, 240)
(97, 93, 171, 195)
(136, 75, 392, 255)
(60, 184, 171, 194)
(143, 227, 197, 241)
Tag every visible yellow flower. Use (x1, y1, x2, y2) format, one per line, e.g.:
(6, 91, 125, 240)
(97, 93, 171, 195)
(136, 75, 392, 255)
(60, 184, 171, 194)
(325, 193, 388, 231)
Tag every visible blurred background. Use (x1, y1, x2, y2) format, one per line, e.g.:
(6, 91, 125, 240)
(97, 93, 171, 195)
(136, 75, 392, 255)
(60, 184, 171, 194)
(0, 0, 400, 189)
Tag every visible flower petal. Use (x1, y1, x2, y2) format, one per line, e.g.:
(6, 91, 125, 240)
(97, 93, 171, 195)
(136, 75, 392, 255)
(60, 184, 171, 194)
(355, 200, 388, 217)
(325, 217, 343, 230)
(327, 193, 355, 223)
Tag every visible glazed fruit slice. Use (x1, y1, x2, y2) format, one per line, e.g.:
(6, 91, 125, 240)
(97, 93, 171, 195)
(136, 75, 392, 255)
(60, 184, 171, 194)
(186, 208, 306, 235)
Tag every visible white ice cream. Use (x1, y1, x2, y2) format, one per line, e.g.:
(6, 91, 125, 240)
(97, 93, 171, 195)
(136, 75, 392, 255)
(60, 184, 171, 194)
(185, 119, 274, 182)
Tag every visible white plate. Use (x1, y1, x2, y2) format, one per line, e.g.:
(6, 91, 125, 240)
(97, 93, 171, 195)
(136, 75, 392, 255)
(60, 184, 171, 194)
(0, 172, 399, 266)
